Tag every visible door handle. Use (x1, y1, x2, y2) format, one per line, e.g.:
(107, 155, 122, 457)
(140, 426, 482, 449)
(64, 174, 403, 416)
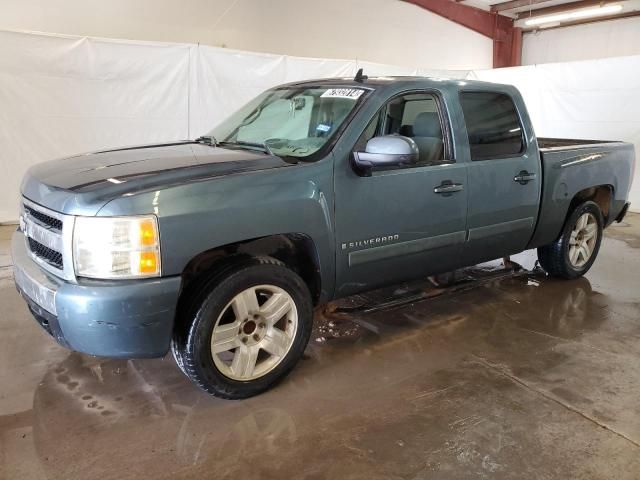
(434, 181, 464, 195)
(514, 170, 537, 185)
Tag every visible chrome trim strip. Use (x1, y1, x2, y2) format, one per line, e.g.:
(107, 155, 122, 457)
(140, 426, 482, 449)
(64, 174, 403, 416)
(23, 218, 63, 252)
(62, 215, 76, 282)
(349, 231, 466, 267)
(14, 266, 57, 315)
(12, 231, 58, 315)
(559, 153, 605, 169)
(22, 197, 64, 220)
(467, 217, 534, 241)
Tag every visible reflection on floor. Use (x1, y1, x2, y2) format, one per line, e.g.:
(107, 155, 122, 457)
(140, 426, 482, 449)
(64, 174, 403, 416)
(1, 214, 640, 479)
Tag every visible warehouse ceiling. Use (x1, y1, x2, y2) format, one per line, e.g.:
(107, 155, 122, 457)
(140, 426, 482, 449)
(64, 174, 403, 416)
(459, 0, 640, 29)
(404, 0, 639, 66)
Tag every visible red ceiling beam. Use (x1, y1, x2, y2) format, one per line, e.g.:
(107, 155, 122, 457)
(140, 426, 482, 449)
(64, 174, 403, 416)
(402, 0, 522, 68)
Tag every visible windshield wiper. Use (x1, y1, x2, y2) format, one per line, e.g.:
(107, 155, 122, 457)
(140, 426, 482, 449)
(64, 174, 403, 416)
(218, 141, 274, 155)
(194, 135, 217, 146)
(219, 140, 300, 164)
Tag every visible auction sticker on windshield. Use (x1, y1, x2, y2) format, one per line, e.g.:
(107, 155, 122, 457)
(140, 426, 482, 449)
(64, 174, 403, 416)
(321, 88, 364, 100)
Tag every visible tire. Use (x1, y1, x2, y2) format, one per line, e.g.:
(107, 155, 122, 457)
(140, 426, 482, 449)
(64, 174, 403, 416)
(170, 339, 188, 376)
(537, 200, 603, 279)
(172, 257, 313, 399)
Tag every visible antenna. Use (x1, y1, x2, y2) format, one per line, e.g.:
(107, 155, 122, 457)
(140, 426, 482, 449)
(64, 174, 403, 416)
(354, 68, 368, 83)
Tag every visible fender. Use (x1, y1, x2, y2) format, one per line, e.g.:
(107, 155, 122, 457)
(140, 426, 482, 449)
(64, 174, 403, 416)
(99, 160, 337, 300)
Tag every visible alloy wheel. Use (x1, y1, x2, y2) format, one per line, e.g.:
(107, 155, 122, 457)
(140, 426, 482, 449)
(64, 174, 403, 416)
(210, 285, 298, 381)
(568, 212, 598, 268)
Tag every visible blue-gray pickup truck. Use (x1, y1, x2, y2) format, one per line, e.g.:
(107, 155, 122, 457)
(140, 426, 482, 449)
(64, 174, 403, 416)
(12, 74, 635, 398)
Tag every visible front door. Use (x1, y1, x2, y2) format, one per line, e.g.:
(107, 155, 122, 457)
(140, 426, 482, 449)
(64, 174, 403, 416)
(333, 91, 468, 298)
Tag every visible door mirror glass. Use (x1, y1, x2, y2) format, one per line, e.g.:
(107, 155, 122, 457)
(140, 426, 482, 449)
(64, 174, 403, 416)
(353, 135, 419, 176)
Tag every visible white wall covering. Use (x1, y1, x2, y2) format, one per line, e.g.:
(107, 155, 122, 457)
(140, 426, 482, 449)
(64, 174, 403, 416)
(0, 0, 494, 70)
(0, 30, 637, 221)
(0, 31, 191, 222)
(471, 56, 640, 211)
(0, 30, 471, 221)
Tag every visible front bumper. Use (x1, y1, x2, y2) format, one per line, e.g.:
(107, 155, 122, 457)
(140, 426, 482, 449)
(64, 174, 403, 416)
(11, 230, 181, 358)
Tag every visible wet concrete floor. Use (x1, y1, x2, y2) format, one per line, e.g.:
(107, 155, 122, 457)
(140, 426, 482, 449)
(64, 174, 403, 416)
(1, 215, 640, 479)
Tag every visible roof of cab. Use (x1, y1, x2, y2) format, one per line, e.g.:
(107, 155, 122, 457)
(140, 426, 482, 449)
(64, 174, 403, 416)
(280, 75, 507, 90)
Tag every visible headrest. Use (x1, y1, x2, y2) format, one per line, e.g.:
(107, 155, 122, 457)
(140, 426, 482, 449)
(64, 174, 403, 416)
(413, 112, 442, 138)
(399, 125, 414, 137)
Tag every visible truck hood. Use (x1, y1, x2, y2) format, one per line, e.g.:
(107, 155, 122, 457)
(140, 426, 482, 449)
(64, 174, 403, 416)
(21, 142, 294, 216)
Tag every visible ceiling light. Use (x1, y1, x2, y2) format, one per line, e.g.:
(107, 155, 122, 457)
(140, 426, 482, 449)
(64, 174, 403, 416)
(525, 4, 623, 26)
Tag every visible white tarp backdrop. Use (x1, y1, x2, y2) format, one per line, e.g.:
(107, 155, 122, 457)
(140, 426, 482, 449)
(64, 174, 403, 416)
(0, 30, 470, 221)
(0, 29, 638, 222)
(0, 31, 191, 222)
(470, 56, 640, 211)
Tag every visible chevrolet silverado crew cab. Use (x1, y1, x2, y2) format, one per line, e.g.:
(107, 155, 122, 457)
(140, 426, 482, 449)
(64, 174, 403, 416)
(12, 74, 635, 398)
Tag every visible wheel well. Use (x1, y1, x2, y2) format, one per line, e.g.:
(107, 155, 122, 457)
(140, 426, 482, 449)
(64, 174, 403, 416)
(569, 185, 613, 222)
(180, 234, 322, 305)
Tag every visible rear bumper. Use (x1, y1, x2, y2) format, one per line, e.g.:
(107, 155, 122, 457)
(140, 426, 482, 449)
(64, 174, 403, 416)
(616, 202, 631, 223)
(11, 230, 181, 358)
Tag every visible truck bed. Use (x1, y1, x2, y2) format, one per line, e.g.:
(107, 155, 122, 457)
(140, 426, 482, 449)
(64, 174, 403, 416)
(528, 139, 635, 250)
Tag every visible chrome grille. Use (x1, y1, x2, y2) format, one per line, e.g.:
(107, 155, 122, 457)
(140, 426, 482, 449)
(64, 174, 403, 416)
(27, 237, 63, 269)
(21, 198, 75, 282)
(24, 204, 62, 231)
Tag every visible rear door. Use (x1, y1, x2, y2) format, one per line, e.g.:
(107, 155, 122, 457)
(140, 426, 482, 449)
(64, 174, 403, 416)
(459, 90, 541, 264)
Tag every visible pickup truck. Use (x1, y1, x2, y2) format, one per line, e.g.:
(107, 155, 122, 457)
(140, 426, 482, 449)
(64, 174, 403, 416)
(12, 74, 635, 398)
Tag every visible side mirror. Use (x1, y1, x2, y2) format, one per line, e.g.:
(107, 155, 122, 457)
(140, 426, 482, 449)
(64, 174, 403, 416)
(352, 135, 419, 176)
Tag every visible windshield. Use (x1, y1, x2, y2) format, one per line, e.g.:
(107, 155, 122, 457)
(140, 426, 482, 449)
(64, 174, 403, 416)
(208, 86, 366, 159)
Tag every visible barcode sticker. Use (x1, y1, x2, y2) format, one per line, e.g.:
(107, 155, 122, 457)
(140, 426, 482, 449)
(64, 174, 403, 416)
(320, 88, 364, 100)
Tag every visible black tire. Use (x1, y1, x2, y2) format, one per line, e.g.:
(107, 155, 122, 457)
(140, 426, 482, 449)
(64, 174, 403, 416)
(537, 200, 604, 279)
(172, 257, 313, 399)
(170, 339, 188, 376)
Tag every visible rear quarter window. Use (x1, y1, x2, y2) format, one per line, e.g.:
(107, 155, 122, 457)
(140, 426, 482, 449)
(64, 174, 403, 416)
(460, 92, 524, 161)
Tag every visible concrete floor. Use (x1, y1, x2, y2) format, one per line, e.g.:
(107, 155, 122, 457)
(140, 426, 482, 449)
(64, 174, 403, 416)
(1, 215, 640, 479)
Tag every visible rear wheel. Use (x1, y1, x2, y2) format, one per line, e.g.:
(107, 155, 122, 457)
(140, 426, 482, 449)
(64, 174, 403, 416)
(538, 201, 603, 279)
(173, 257, 313, 399)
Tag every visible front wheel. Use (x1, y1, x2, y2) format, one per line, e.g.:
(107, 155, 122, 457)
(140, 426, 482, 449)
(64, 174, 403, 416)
(538, 200, 603, 279)
(173, 257, 313, 399)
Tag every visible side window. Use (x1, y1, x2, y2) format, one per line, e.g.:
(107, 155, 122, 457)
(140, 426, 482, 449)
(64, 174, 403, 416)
(353, 111, 381, 152)
(382, 94, 447, 165)
(460, 92, 524, 161)
(353, 93, 449, 166)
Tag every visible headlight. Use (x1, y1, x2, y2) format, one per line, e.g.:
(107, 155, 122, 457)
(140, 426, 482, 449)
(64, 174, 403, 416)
(73, 215, 161, 279)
